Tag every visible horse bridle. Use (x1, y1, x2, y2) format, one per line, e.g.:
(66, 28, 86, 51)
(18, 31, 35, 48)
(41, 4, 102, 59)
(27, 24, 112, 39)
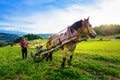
(86, 24, 91, 35)
(80, 20, 91, 35)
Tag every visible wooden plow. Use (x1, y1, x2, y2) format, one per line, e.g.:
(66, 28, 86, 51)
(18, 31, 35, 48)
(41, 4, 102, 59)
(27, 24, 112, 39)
(31, 37, 78, 62)
(31, 36, 87, 62)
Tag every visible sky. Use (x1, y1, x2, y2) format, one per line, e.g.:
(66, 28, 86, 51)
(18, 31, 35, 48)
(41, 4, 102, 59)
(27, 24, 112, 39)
(0, 0, 120, 33)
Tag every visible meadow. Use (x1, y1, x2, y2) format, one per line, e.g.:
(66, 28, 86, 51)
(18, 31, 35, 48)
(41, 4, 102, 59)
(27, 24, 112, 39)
(0, 40, 120, 80)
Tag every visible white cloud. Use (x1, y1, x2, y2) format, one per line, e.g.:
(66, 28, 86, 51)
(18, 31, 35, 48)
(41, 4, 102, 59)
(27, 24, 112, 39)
(90, 0, 120, 26)
(1, 0, 120, 33)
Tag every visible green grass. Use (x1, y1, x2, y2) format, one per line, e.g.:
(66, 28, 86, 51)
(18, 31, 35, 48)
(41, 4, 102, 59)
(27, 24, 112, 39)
(0, 40, 120, 80)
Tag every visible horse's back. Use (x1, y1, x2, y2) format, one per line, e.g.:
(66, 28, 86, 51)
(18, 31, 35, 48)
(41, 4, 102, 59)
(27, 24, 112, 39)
(46, 34, 59, 49)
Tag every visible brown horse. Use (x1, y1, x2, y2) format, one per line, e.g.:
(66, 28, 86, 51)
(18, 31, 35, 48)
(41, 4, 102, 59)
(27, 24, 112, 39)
(46, 17, 96, 67)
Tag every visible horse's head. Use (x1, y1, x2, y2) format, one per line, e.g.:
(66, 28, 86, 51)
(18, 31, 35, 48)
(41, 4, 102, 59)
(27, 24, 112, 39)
(82, 17, 96, 38)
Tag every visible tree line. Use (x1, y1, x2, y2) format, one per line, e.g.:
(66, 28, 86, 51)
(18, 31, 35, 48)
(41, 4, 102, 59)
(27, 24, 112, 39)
(13, 34, 43, 43)
(94, 24, 120, 36)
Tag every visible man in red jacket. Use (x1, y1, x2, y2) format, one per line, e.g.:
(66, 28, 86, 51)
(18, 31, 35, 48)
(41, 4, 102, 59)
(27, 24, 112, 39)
(20, 37, 28, 59)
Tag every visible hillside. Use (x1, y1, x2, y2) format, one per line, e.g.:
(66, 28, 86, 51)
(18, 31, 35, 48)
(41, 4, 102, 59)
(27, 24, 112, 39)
(0, 33, 19, 42)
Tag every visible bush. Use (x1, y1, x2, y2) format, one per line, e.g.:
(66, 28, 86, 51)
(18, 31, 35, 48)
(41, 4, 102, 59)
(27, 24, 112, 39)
(99, 38, 103, 41)
(115, 36, 120, 39)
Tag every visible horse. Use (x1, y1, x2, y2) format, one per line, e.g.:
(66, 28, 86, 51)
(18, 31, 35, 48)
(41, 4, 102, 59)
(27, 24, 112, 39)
(46, 17, 96, 67)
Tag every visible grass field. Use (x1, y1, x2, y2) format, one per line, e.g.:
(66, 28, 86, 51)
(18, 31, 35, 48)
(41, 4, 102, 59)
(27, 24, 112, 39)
(0, 40, 120, 80)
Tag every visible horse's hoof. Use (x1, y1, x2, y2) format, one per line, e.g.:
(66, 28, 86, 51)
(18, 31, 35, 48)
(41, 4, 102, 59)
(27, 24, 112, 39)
(50, 59, 52, 61)
(46, 58, 48, 62)
(67, 61, 72, 66)
(68, 63, 72, 66)
(61, 63, 65, 67)
(68, 62, 72, 66)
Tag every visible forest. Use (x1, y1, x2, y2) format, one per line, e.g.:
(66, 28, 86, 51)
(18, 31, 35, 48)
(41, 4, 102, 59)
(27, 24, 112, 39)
(94, 24, 120, 36)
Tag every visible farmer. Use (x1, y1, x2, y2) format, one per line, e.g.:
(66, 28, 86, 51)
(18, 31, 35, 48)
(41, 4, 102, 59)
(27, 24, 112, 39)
(20, 37, 28, 59)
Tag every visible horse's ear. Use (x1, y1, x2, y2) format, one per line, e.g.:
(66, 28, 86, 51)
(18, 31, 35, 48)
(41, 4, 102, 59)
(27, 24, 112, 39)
(87, 16, 90, 21)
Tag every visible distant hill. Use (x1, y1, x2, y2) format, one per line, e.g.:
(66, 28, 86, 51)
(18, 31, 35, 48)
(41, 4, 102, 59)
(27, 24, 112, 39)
(38, 33, 53, 39)
(0, 30, 26, 35)
(0, 30, 54, 39)
(0, 33, 19, 42)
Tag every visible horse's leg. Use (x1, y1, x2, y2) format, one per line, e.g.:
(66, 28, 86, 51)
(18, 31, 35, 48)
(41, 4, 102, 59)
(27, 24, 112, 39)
(46, 52, 53, 61)
(61, 47, 68, 67)
(68, 50, 75, 66)
(46, 54, 49, 61)
(49, 52, 53, 61)
(68, 44, 76, 66)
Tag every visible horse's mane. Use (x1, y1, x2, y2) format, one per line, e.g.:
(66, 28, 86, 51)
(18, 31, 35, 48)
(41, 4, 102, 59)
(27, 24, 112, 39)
(70, 20, 83, 30)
